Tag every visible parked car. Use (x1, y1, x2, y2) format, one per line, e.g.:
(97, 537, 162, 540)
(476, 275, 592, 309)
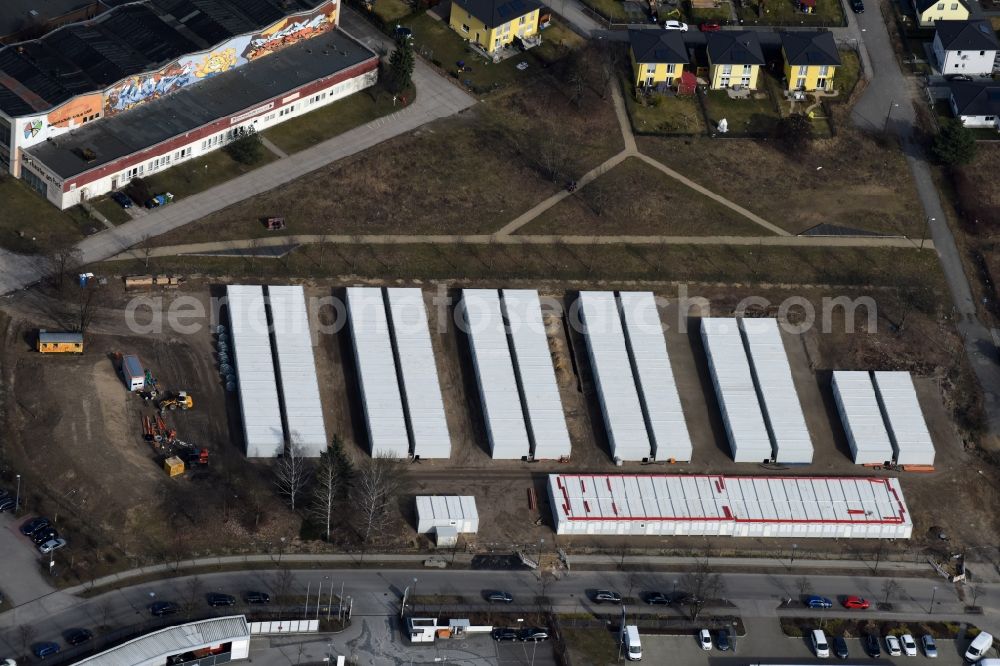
(38, 538, 66, 554)
(922, 634, 938, 658)
(393, 25, 413, 41)
(150, 601, 180, 617)
(663, 20, 689, 31)
(20, 517, 50, 536)
(851, 0, 864, 12)
(594, 590, 622, 604)
(698, 629, 713, 650)
(207, 593, 236, 607)
(965, 631, 994, 662)
(716, 629, 731, 651)
(109, 191, 133, 209)
(832, 636, 849, 659)
(863, 633, 882, 658)
(0, 489, 8, 500)
(0, 498, 14, 513)
(486, 591, 514, 604)
(244, 591, 271, 604)
(519, 627, 549, 642)
(644, 591, 670, 605)
(32, 528, 58, 546)
(946, 74, 973, 82)
(885, 634, 902, 657)
(901, 634, 917, 657)
(842, 595, 870, 609)
(806, 595, 833, 609)
(65, 629, 93, 646)
(699, 21, 721, 31)
(32, 643, 59, 660)
(492, 628, 518, 642)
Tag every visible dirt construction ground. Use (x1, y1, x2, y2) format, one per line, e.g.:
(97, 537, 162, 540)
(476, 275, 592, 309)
(0, 278, 997, 579)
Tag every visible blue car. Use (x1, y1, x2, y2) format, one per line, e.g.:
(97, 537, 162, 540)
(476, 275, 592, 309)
(33, 642, 60, 659)
(110, 191, 132, 209)
(806, 595, 834, 609)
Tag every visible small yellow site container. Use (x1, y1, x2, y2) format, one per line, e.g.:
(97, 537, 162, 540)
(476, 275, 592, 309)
(163, 456, 185, 477)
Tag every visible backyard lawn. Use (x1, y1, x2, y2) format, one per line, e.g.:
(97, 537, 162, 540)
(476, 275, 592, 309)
(0, 176, 96, 253)
(737, 0, 845, 25)
(624, 83, 705, 135)
(533, 22, 587, 64)
(578, 0, 631, 21)
(371, 0, 412, 23)
(702, 88, 781, 135)
(90, 196, 132, 225)
(688, 3, 735, 21)
(520, 157, 768, 236)
(138, 148, 278, 202)
(834, 49, 862, 97)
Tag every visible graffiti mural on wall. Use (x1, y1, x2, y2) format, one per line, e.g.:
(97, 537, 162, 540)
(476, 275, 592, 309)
(103, 61, 194, 115)
(23, 120, 43, 139)
(47, 94, 102, 129)
(194, 48, 239, 78)
(242, 3, 338, 61)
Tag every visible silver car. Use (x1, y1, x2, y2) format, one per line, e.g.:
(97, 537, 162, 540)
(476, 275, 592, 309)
(38, 538, 66, 554)
(921, 634, 938, 658)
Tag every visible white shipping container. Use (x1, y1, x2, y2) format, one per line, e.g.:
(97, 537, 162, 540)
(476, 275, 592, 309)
(501, 289, 572, 460)
(739, 318, 813, 464)
(578, 291, 652, 461)
(227, 285, 284, 458)
(617, 292, 692, 462)
(386, 288, 451, 459)
(872, 371, 935, 466)
(415, 495, 479, 534)
(461, 289, 531, 459)
(345, 287, 410, 458)
(700, 318, 772, 463)
(268, 286, 328, 458)
(831, 371, 894, 465)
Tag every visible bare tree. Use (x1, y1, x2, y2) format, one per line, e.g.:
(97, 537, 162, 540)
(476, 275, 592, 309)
(275, 442, 313, 511)
(96, 598, 114, 632)
(881, 578, 902, 608)
(350, 452, 408, 545)
(680, 559, 724, 620)
(182, 576, 205, 616)
(19, 624, 36, 654)
(309, 437, 353, 540)
(795, 576, 813, 597)
(44, 241, 81, 290)
(76, 283, 99, 333)
(272, 567, 295, 618)
(596, 43, 622, 99)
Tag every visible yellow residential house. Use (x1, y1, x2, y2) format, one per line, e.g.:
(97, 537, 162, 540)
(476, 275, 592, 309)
(780, 31, 840, 92)
(912, 0, 969, 27)
(705, 31, 765, 90)
(449, 0, 542, 55)
(628, 29, 688, 89)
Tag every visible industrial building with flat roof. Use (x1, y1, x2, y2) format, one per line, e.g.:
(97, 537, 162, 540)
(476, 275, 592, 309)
(547, 473, 912, 538)
(0, 0, 379, 209)
(70, 615, 250, 666)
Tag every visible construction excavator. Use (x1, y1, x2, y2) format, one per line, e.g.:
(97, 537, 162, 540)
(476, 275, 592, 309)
(158, 391, 193, 414)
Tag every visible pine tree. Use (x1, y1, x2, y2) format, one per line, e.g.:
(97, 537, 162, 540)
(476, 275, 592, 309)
(387, 37, 415, 93)
(932, 119, 977, 166)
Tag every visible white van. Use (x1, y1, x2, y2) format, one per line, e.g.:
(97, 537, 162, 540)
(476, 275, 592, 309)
(811, 629, 830, 658)
(966, 632, 994, 662)
(621, 625, 642, 661)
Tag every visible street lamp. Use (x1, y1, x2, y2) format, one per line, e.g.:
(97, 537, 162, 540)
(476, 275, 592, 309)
(790, 544, 798, 568)
(278, 537, 286, 564)
(15, 474, 20, 514)
(930, 585, 938, 614)
(920, 217, 935, 250)
(672, 579, 678, 596)
(883, 100, 900, 134)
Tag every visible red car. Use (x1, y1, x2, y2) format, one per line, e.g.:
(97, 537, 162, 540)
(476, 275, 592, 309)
(699, 21, 722, 31)
(842, 596, 870, 609)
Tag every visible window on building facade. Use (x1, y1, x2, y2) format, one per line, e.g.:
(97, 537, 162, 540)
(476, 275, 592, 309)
(722, 64, 733, 75)
(798, 65, 808, 75)
(462, 23, 470, 32)
(819, 65, 830, 75)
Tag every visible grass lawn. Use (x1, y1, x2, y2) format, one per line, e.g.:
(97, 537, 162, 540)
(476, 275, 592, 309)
(149, 78, 623, 245)
(737, 0, 845, 26)
(637, 121, 926, 236)
(262, 83, 414, 154)
(688, 4, 735, 21)
(372, 0, 412, 23)
(138, 148, 278, 201)
(702, 88, 781, 136)
(90, 197, 132, 225)
(578, 0, 630, 21)
(520, 156, 768, 236)
(833, 49, 861, 97)
(0, 176, 97, 253)
(533, 22, 587, 64)
(561, 626, 620, 665)
(624, 83, 705, 135)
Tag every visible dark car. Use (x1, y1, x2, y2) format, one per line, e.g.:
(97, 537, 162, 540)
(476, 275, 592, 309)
(66, 629, 93, 646)
(594, 590, 622, 604)
(851, 0, 864, 11)
(946, 73, 973, 81)
(644, 591, 670, 605)
(32, 528, 58, 545)
(244, 591, 271, 604)
(393, 25, 413, 41)
(832, 636, 849, 659)
(207, 593, 236, 607)
(519, 627, 549, 642)
(699, 21, 722, 31)
(110, 191, 133, 209)
(0, 497, 15, 512)
(150, 601, 180, 617)
(33, 643, 60, 659)
(863, 633, 881, 658)
(671, 592, 703, 605)
(716, 629, 731, 651)
(21, 517, 50, 536)
(492, 628, 519, 642)
(806, 595, 834, 609)
(486, 591, 514, 604)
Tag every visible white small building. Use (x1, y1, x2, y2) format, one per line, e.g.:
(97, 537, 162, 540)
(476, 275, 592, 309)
(70, 616, 250, 666)
(416, 496, 479, 536)
(933, 20, 998, 76)
(948, 80, 1000, 130)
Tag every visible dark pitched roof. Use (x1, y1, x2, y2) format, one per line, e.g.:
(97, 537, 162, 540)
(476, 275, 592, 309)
(935, 19, 999, 51)
(0, 0, 325, 117)
(913, 0, 967, 14)
(628, 29, 688, 64)
(451, 0, 542, 29)
(949, 80, 1000, 116)
(705, 31, 764, 66)
(780, 30, 841, 66)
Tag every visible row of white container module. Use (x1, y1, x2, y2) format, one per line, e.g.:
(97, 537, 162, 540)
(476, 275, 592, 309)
(547, 473, 913, 538)
(832, 370, 934, 466)
(461, 289, 572, 460)
(345, 287, 451, 459)
(227, 285, 327, 458)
